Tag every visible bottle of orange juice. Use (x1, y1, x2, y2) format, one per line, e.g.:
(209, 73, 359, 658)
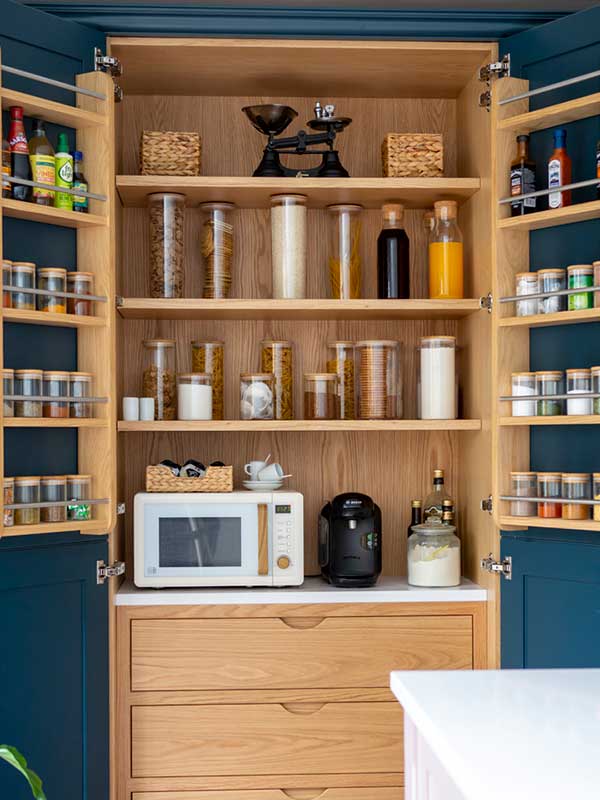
(428, 200, 463, 299)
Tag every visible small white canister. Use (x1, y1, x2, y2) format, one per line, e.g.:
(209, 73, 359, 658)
(177, 373, 212, 420)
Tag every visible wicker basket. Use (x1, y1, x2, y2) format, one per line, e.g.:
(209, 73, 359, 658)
(140, 131, 202, 176)
(146, 464, 233, 493)
(382, 133, 443, 178)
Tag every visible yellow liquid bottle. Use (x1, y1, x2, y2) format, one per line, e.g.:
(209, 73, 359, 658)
(428, 200, 464, 299)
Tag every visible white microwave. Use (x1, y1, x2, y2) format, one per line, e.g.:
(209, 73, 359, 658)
(134, 491, 304, 588)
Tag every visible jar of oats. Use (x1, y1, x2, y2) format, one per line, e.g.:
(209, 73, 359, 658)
(142, 339, 177, 420)
(148, 193, 185, 298)
(260, 339, 293, 420)
(191, 340, 224, 420)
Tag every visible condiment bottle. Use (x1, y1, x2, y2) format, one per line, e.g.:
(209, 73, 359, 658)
(28, 118, 55, 206)
(1, 134, 10, 198)
(428, 200, 463, 299)
(407, 499, 422, 539)
(54, 132, 73, 210)
(548, 128, 572, 209)
(72, 151, 89, 213)
(8, 106, 31, 202)
(377, 203, 410, 299)
(510, 134, 537, 216)
(423, 469, 453, 522)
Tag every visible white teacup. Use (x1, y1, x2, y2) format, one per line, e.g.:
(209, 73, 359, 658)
(257, 463, 291, 482)
(244, 454, 271, 480)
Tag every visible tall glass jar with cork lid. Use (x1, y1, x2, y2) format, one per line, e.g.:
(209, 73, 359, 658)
(142, 339, 176, 420)
(428, 200, 463, 299)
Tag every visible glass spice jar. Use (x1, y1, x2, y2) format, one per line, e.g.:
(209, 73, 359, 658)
(3, 368, 14, 418)
(240, 373, 274, 420)
(3, 476, 14, 527)
(538, 268, 566, 314)
(304, 373, 338, 420)
(67, 474, 93, 520)
(43, 370, 70, 418)
(14, 476, 41, 526)
(261, 340, 293, 420)
(3, 259, 11, 308)
(510, 471, 537, 517)
(200, 202, 235, 299)
(592, 366, 600, 415)
(148, 193, 185, 298)
(37, 267, 67, 313)
(142, 339, 176, 420)
(594, 261, 600, 308)
(566, 368, 592, 416)
(41, 476, 66, 523)
(67, 271, 94, 316)
(567, 264, 593, 311)
(536, 370, 564, 416)
(356, 340, 401, 420)
(327, 341, 355, 420)
(537, 472, 562, 519)
(70, 372, 93, 418)
(593, 473, 600, 522)
(11, 261, 36, 311)
(14, 369, 43, 417)
(270, 194, 307, 299)
(327, 203, 363, 299)
(562, 473, 591, 520)
(511, 372, 536, 417)
(191, 341, 224, 420)
(515, 272, 539, 316)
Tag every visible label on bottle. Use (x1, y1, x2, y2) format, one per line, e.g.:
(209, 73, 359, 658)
(1, 157, 9, 195)
(548, 158, 562, 208)
(73, 179, 88, 210)
(511, 166, 536, 211)
(54, 154, 73, 210)
(29, 153, 55, 201)
(8, 130, 28, 154)
(597, 144, 600, 180)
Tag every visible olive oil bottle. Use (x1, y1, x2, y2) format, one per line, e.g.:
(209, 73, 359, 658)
(28, 118, 55, 206)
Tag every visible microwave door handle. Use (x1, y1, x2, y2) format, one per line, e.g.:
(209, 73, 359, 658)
(193, 537, 204, 567)
(258, 504, 269, 575)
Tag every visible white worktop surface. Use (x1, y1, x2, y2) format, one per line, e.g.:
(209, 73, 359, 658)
(115, 575, 486, 605)
(391, 668, 600, 800)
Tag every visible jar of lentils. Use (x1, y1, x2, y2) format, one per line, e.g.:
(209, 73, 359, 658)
(515, 272, 538, 316)
(304, 373, 338, 420)
(536, 370, 564, 416)
(538, 268, 566, 314)
(15, 369, 43, 417)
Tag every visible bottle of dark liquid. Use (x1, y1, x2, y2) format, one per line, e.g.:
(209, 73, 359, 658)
(423, 469, 453, 522)
(377, 202, 410, 298)
(408, 499, 422, 538)
(442, 499, 455, 525)
(8, 106, 31, 202)
(72, 150, 89, 213)
(510, 134, 536, 216)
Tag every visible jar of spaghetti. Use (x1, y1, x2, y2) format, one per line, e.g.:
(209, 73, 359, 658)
(15, 369, 43, 417)
(327, 341, 355, 420)
(327, 204, 363, 299)
(593, 473, 600, 522)
(510, 472, 537, 517)
(537, 473, 562, 518)
(260, 340, 293, 420)
(14, 476, 40, 526)
(536, 370, 564, 416)
(562, 473, 591, 520)
(567, 264, 593, 311)
(566, 368, 592, 416)
(515, 272, 538, 317)
(37, 267, 67, 313)
(304, 373, 337, 420)
(356, 340, 401, 420)
(592, 366, 600, 414)
(191, 341, 224, 420)
(67, 271, 94, 316)
(594, 261, 600, 308)
(43, 370, 70, 418)
(11, 262, 36, 310)
(70, 372, 93, 418)
(3, 259, 11, 308)
(538, 268, 566, 314)
(240, 373, 274, 420)
(3, 368, 14, 418)
(200, 202, 235, 299)
(41, 476, 66, 523)
(143, 339, 176, 420)
(4, 477, 14, 527)
(67, 474, 92, 520)
(511, 372, 536, 417)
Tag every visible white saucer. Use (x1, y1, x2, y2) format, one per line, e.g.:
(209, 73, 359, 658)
(243, 480, 283, 491)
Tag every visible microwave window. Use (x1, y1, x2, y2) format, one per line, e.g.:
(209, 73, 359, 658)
(158, 517, 242, 567)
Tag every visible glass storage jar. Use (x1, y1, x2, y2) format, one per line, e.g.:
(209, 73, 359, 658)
(327, 203, 363, 299)
(594, 472, 600, 522)
(511, 372, 536, 417)
(3, 476, 14, 527)
(567, 264, 593, 311)
(70, 372, 93, 418)
(3, 368, 14, 417)
(142, 339, 176, 421)
(510, 471, 537, 517)
(14, 369, 43, 417)
(356, 340, 401, 420)
(419, 336, 457, 420)
(537, 472, 562, 519)
(261, 340, 293, 420)
(191, 341, 224, 420)
(67, 271, 94, 316)
(14, 476, 40, 526)
(41, 476, 66, 523)
(148, 192, 185, 298)
(326, 341, 355, 420)
(270, 194, 307, 299)
(594, 261, 600, 308)
(37, 267, 67, 313)
(240, 373, 274, 420)
(407, 519, 460, 587)
(3, 259, 11, 308)
(177, 373, 212, 421)
(562, 473, 591, 520)
(304, 373, 337, 420)
(536, 370, 564, 416)
(538, 268, 566, 314)
(566, 368, 592, 416)
(592, 366, 600, 414)
(43, 370, 70, 418)
(515, 272, 539, 317)
(67, 474, 92, 520)
(200, 202, 234, 299)
(11, 261, 36, 311)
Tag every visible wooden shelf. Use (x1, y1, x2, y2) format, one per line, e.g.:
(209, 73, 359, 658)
(498, 91, 600, 134)
(0, 198, 107, 229)
(117, 297, 483, 321)
(499, 415, 600, 426)
(1, 87, 106, 129)
(3, 307, 106, 328)
(116, 176, 481, 210)
(499, 515, 600, 532)
(498, 307, 600, 328)
(4, 418, 108, 429)
(118, 419, 482, 432)
(2, 519, 109, 538)
(497, 200, 600, 232)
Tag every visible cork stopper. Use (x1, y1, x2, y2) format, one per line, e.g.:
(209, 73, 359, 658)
(434, 200, 458, 220)
(382, 203, 404, 227)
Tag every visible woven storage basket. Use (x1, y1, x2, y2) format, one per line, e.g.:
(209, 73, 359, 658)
(140, 131, 202, 176)
(146, 464, 233, 493)
(382, 133, 443, 178)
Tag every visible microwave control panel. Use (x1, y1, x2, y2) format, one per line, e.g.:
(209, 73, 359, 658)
(272, 493, 304, 585)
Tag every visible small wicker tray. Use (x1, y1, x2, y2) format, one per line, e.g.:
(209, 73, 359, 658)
(146, 464, 233, 493)
(382, 133, 443, 178)
(140, 130, 202, 176)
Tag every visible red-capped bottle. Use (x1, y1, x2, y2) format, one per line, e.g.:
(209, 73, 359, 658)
(8, 106, 31, 202)
(548, 128, 572, 209)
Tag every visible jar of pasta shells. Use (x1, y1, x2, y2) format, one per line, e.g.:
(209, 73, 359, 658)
(201, 202, 234, 299)
(327, 341, 355, 420)
(148, 193, 185, 298)
(260, 339, 293, 420)
(191, 340, 224, 420)
(327, 204, 363, 299)
(143, 339, 176, 420)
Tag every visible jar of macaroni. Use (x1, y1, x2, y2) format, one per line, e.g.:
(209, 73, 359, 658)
(3, 259, 11, 308)
(14, 476, 40, 526)
(261, 340, 293, 420)
(511, 372, 536, 417)
(327, 341, 355, 420)
(515, 272, 539, 317)
(304, 373, 338, 420)
(38, 267, 67, 313)
(14, 369, 43, 417)
(67, 474, 92, 520)
(240, 373, 274, 420)
(41, 476, 66, 523)
(191, 341, 224, 420)
(70, 372, 93, 418)
(538, 268, 566, 314)
(567, 264, 593, 311)
(43, 370, 70, 418)
(536, 370, 564, 416)
(562, 473, 591, 520)
(510, 472, 537, 517)
(3, 368, 14, 418)
(11, 262, 36, 311)
(537, 472, 562, 519)
(566, 368, 592, 416)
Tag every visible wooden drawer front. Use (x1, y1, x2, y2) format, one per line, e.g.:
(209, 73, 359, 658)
(132, 790, 403, 800)
(132, 702, 403, 778)
(131, 616, 472, 691)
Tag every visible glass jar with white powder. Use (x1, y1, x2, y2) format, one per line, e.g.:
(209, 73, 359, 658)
(177, 373, 212, 420)
(419, 336, 457, 420)
(408, 519, 460, 587)
(270, 194, 307, 298)
(566, 368, 592, 416)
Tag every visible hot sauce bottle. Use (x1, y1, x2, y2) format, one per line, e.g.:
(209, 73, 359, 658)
(548, 128, 572, 209)
(8, 106, 31, 202)
(510, 134, 536, 216)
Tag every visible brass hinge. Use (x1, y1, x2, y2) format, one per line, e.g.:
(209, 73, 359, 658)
(94, 47, 123, 102)
(96, 560, 125, 585)
(480, 293, 493, 312)
(479, 54, 511, 110)
(481, 553, 512, 581)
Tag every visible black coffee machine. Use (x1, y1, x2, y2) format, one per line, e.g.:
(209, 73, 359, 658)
(319, 493, 382, 588)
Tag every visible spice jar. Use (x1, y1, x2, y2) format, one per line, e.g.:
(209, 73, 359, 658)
(408, 519, 460, 587)
(304, 373, 337, 420)
(41, 476, 66, 523)
(562, 473, 591, 520)
(419, 336, 457, 420)
(261, 340, 294, 420)
(200, 202, 234, 299)
(14, 476, 40, 526)
(593, 473, 600, 522)
(271, 194, 307, 299)
(510, 472, 537, 517)
(567, 264, 593, 311)
(327, 203, 363, 299)
(3, 368, 14, 418)
(70, 372, 93, 418)
(592, 366, 600, 414)
(511, 372, 536, 417)
(67, 474, 92, 520)
(14, 369, 43, 417)
(67, 271, 94, 316)
(37, 267, 67, 313)
(594, 261, 600, 308)
(566, 368, 592, 416)
(356, 340, 401, 420)
(148, 193, 185, 298)
(515, 272, 539, 316)
(191, 341, 224, 420)
(177, 373, 212, 421)
(3, 259, 11, 308)
(327, 341, 355, 420)
(43, 370, 70, 418)
(538, 268, 566, 314)
(536, 370, 564, 416)
(240, 373, 274, 420)
(142, 339, 176, 420)
(11, 262, 36, 311)
(428, 200, 463, 300)
(537, 473, 562, 519)
(3, 477, 14, 527)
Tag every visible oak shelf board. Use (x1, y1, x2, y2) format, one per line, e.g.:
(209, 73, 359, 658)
(499, 515, 600, 533)
(498, 307, 600, 328)
(116, 176, 481, 210)
(2, 519, 109, 538)
(4, 418, 108, 429)
(3, 307, 106, 328)
(499, 415, 600, 426)
(497, 200, 600, 232)
(1, 87, 107, 129)
(0, 198, 107, 228)
(498, 91, 600, 134)
(118, 419, 482, 433)
(117, 297, 483, 322)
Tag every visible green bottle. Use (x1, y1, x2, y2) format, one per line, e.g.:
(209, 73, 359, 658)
(54, 132, 73, 210)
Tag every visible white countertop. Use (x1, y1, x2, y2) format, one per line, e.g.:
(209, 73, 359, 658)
(391, 668, 600, 800)
(115, 575, 487, 605)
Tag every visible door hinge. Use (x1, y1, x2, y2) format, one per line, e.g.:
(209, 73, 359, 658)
(480, 495, 493, 514)
(479, 54, 511, 110)
(480, 293, 493, 312)
(481, 553, 512, 581)
(94, 47, 123, 102)
(96, 559, 125, 585)
(117, 502, 126, 515)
